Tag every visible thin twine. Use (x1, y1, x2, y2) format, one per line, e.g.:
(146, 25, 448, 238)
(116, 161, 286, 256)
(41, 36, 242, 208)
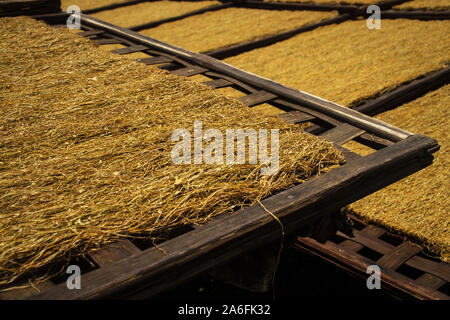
(258, 200, 285, 300)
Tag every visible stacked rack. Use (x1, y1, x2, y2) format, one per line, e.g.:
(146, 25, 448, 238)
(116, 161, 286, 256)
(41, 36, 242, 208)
(0, 0, 448, 299)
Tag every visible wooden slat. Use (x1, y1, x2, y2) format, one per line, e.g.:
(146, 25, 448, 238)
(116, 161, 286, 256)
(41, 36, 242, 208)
(405, 257, 450, 282)
(339, 224, 386, 252)
(273, 99, 341, 127)
(278, 110, 315, 124)
(78, 30, 105, 37)
(171, 66, 208, 77)
(357, 133, 394, 148)
(32, 12, 69, 25)
(415, 274, 447, 290)
(28, 135, 438, 299)
(355, 67, 450, 116)
(110, 45, 148, 55)
(320, 123, 365, 145)
(77, 13, 413, 141)
(201, 78, 232, 89)
(89, 239, 141, 268)
(137, 56, 173, 65)
(336, 229, 394, 254)
(237, 91, 277, 107)
(94, 38, 123, 45)
(377, 242, 422, 270)
(295, 237, 448, 300)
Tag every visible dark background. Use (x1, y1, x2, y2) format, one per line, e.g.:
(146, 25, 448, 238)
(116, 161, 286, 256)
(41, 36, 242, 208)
(157, 247, 396, 301)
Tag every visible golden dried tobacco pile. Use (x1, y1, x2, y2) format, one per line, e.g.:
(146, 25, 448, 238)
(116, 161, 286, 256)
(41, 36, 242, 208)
(225, 19, 450, 107)
(139, 7, 336, 53)
(0, 17, 343, 286)
(349, 85, 450, 262)
(90, 1, 221, 29)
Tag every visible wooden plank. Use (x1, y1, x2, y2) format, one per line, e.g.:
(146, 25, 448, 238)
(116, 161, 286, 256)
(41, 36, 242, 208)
(278, 110, 315, 124)
(83, 0, 150, 15)
(273, 99, 341, 127)
(336, 229, 394, 254)
(320, 123, 365, 145)
(405, 257, 450, 282)
(237, 91, 277, 107)
(28, 135, 438, 299)
(201, 78, 232, 89)
(0, 0, 60, 14)
(339, 224, 386, 252)
(32, 12, 69, 25)
(137, 56, 173, 65)
(377, 242, 422, 270)
(110, 45, 148, 55)
(77, 14, 412, 142)
(171, 66, 208, 77)
(206, 14, 351, 60)
(415, 274, 447, 290)
(94, 38, 123, 45)
(295, 237, 448, 300)
(89, 239, 141, 267)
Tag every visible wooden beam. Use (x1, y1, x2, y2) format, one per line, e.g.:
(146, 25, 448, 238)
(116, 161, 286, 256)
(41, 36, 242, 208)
(201, 78, 232, 89)
(319, 123, 365, 145)
(110, 45, 148, 55)
(237, 91, 277, 107)
(379, 9, 450, 20)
